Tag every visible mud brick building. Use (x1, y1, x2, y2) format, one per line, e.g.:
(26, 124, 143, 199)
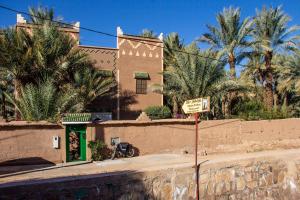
(16, 14, 163, 120)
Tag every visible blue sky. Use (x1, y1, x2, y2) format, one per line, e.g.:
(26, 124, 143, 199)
(0, 0, 300, 49)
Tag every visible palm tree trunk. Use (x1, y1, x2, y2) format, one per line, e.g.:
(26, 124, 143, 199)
(273, 93, 278, 111)
(225, 101, 230, 117)
(283, 95, 288, 107)
(227, 53, 236, 117)
(222, 96, 229, 117)
(172, 96, 178, 118)
(264, 51, 274, 110)
(1, 92, 7, 120)
(221, 96, 224, 115)
(228, 53, 236, 79)
(14, 79, 22, 120)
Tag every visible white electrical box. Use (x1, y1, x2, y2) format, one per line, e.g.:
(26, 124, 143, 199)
(53, 136, 60, 149)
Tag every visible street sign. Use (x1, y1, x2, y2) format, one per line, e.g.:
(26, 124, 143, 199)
(181, 96, 210, 200)
(182, 97, 210, 114)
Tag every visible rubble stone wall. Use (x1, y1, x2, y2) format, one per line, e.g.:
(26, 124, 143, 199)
(1, 155, 300, 199)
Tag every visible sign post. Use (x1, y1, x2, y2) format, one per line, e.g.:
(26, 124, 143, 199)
(182, 97, 210, 200)
(194, 112, 199, 200)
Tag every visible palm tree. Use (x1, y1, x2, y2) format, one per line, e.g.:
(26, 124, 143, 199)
(29, 6, 54, 23)
(275, 52, 300, 108)
(163, 44, 245, 118)
(0, 69, 14, 121)
(0, 6, 111, 120)
(5, 79, 79, 121)
(28, 6, 66, 27)
(0, 28, 34, 92)
(140, 29, 157, 38)
(252, 6, 299, 109)
(31, 23, 91, 87)
(0, 71, 8, 120)
(31, 20, 117, 113)
(0, 28, 35, 119)
(242, 44, 266, 85)
(24, 6, 89, 88)
(163, 33, 184, 69)
(199, 7, 252, 79)
(162, 33, 185, 116)
(72, 68, 117, 110)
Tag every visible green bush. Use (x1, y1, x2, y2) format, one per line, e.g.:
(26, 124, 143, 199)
(88, 140, 107, 161)
(144, 105, 172, 120)
(236, 99, 290, 120)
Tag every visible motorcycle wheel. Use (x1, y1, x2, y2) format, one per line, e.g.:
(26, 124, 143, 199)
(127, 148, 135, 157)
(111, 150, 117, 160)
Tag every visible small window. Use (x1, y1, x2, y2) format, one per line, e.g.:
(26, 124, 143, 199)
(136, 79, 147, 94)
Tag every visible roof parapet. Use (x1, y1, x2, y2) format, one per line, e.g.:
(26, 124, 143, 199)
(17, 14, 26, 24)
(74, 21, 80, 30)
(158, 33, 163, 41)
(117, 26, 123, 36)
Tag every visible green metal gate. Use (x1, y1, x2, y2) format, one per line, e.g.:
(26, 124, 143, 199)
(66, 125, 87, 162)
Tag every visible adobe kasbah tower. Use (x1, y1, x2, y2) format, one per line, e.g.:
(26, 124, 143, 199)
(16, 14, 164, 120)
(80, 27, 164, 120)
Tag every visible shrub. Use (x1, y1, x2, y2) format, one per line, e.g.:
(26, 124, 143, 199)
(88, 140, 107, 161)
(236, 99, 290, 120)
(144, 105, 172, 120)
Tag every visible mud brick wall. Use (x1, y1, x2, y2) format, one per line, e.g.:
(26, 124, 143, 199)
(1, 118, 300, 164)
(0, 122, 65, 165)
(91, 118, 300, 156)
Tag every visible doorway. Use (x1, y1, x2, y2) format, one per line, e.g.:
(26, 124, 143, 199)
(66, 125, 87, 162)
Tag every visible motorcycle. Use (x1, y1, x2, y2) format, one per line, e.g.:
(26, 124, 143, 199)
(111, 141, 135, 159)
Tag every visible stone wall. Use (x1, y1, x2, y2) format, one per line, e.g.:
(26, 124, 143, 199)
(1, 151, 300, 199)
(197, 159, 299, 199)
(0, 122, 65, 165)
(91, 118, 300, 156)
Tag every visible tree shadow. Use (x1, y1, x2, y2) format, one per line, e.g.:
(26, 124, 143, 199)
(0, 158, 207, 199)
(0, 157, 55, 175)
(0, 169, 155, 200)
(86, 87, 139, 120)
(85, 86, 118, 116)
(119, 90, 139, 120)
(196, 159, 209, 199)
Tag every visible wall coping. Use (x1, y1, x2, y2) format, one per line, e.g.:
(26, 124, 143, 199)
(91, 117, 300, 126)
(78, 45, 118, 51)
(0, 121, 62, 128)
(1, 118, 299, 127)
(120, 34, 163, 43)
(91, 118, 239, 126)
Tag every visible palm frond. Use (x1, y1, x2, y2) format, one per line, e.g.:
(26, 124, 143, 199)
(199, 6, 253, 78)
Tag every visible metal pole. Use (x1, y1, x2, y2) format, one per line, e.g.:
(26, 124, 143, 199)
(116, 69, 120, 120)
(195, 112, 199, 200)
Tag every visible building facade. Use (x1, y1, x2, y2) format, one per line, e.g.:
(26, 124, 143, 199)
(16, 14, 163, 120)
